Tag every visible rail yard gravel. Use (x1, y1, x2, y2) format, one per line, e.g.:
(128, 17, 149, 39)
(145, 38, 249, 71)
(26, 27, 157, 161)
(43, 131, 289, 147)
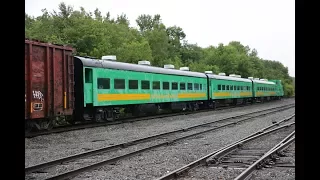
(250, 142, 295, 180)
(25, 99, 294, 171)
(65, 103, 295, 180)
(25, 99, 294, 169)
(179, 119, 295, 180)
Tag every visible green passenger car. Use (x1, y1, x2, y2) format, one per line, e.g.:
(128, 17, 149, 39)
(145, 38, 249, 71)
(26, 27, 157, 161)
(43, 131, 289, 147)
(207, 74, 253, 100)
(84, 67, 208, 106)
(269, 80, 284, 98)
(74, 56, 208, 121)
(72, 55, 285, 123)
(252, 79, 278, 100)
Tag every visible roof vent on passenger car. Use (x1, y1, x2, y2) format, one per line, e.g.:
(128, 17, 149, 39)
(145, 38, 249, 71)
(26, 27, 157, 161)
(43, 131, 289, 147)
(260, 79, 265, 81)
(218, 73, 226, 76)
(248, 77, 254, 80)
(138, 60, 151, 66)
(164, 64, 175, 69)
(236, 75, 241, 78)
(180, 67, 189, 71)
(254, 78, 260, 80)
(229, 74, 236, 77)
(205, 71, 213, 74)
(102, 55, 116, 61)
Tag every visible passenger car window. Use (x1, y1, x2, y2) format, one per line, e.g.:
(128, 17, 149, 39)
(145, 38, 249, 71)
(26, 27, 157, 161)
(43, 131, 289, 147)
(97, 78, 110, 89)
(114, 79, 125, 89)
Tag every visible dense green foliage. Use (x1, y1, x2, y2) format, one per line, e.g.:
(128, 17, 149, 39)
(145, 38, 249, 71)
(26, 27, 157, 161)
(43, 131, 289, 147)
(25, 2, 294, 97)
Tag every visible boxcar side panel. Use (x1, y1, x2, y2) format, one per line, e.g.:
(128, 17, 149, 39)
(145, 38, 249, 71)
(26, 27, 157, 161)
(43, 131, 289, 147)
(25, 40, 74, 120)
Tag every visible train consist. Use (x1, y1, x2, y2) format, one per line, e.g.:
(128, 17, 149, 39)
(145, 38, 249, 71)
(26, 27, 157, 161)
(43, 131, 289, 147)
(25, 39, 284, 132)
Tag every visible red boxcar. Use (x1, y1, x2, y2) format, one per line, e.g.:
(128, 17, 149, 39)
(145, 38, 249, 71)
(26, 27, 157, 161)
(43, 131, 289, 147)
(25, 39, 75, 131)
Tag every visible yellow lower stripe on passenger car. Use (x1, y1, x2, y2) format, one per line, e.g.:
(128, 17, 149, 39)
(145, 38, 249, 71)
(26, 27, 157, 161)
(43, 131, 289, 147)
(256, 92, 264, 96)
(256, 92, 276, 96)
(178, 93, 206, 98)
(98, 94, 150, 101)
(213, 92, 231, 97)
(240, 92, 252, 96)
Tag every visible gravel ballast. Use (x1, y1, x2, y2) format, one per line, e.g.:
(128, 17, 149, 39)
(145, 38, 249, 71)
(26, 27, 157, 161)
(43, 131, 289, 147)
(250, 142, 295, 180)
(25, 99, 294, 168)
(25, 107, 294, 180)
(181, 120, 295, 180)
(67, 105, 295, 180)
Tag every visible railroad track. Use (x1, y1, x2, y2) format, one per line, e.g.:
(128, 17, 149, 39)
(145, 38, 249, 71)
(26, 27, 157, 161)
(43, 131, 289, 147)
(25, 104, 240, 138)
(25, 103, 294, 180)
(234, 131, 295, 180)
(155, 117, 295, 180)
(245, 141, 295, 180)
(25, 100, 290, 138)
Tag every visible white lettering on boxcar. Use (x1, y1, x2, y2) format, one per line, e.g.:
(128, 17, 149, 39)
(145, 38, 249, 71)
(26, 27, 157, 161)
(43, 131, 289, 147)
(32, 90, 44, 101)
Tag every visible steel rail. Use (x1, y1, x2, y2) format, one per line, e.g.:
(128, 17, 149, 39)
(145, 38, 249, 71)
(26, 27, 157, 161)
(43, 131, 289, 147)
(25, 102, 294, 138)
(44, 116, 294, 180)
(154, 121, 295, 180)
(234, 131, 295, 180)
(25, 104, 294, 175)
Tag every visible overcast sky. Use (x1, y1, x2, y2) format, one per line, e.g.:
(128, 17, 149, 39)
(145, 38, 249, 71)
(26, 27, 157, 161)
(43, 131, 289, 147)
(25, 0, 295, 77)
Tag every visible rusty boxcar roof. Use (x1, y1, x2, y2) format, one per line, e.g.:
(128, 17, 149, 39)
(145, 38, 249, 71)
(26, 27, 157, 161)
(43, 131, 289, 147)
(74, 56, 207, 78)
(25, 39, 75, 51)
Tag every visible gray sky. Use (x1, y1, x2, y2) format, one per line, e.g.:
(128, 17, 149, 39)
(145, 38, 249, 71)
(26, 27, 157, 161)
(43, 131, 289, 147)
(25, 0, 295, 77)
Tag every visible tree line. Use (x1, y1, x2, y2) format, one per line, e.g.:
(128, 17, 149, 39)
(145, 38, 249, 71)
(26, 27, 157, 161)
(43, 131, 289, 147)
(25, 2, 294, 96)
